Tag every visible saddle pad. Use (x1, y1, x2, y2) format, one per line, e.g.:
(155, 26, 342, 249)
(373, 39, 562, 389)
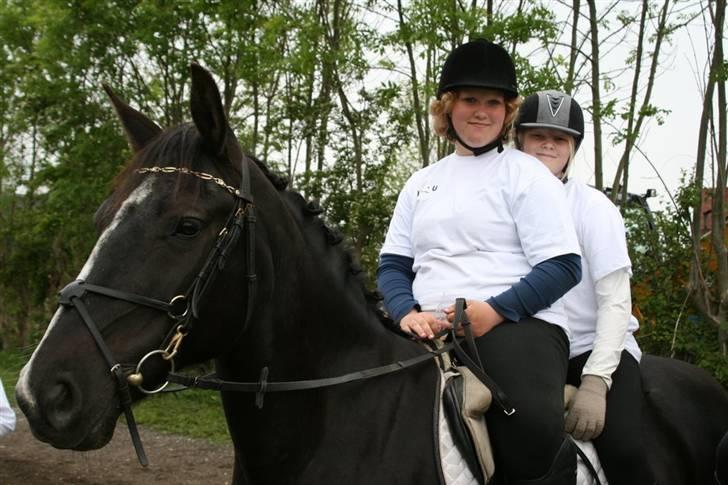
(437, 370, 608, 485)
(438, 373, 480, 485)
(575, 439, 608, 485)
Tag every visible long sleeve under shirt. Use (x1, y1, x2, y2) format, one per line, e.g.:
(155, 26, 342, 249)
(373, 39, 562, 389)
(377, 252, 581, 323)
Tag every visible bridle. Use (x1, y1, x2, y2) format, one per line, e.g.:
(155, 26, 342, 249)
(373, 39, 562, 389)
(57, 161, 257, 466)
(55, 160, 515, 468)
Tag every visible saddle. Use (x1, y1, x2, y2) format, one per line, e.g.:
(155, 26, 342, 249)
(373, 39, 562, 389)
(435, 298, 512, 485)
(441, 363, 495, 484)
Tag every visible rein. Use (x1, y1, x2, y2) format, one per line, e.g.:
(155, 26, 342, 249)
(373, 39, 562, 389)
(168, 298, 516, 415)
(169, 343, 457, 409)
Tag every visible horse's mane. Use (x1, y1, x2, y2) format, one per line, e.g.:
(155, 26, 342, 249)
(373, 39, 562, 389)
(251, 155, 390, 325)
(99, 122, 392, 327)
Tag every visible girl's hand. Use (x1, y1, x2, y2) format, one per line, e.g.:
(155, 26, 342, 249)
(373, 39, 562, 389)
(399, 309, 449, 339)
(444, 300, 504, 337)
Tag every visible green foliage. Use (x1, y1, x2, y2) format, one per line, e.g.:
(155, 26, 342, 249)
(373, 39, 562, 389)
(0, 350, 27, 405)
(626, 180, 728, 387)
(132, 390, 230, 442)
(0, 0, 725, 390)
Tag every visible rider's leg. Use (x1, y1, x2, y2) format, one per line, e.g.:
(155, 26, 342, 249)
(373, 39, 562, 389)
(568, 351, 655, 485)
(476, 318, 575, 485)
(510, 438, 577, 485)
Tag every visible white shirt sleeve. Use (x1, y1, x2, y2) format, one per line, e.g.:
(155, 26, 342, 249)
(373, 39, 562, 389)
(0, 378, 16, 436)
(581, 268, 632, 389)
(380, 173, 418, 258)
(579, 189, 632, 281)
(512, 174, 581, 266)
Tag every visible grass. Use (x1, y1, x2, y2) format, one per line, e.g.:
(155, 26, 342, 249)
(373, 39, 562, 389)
(0, 349, 230, 443)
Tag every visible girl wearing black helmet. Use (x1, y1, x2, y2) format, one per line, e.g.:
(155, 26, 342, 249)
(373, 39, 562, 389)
(378, 40, 582, 485)
(515, 90, 655, 485)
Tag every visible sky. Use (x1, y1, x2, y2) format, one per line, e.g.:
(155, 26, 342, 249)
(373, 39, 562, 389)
(566, 7, 717, 212)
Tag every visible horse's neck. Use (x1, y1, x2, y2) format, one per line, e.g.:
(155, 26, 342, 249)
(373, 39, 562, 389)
(269, 255, 401, 369)
(237, 185, 412, 376)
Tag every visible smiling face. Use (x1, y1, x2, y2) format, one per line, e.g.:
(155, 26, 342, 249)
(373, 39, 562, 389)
(520, 127, 574, 177)
(450, 88, 506, 155)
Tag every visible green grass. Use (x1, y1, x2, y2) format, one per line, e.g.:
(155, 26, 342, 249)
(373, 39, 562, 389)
(131, 389, 230, 442)
(0, 349, 230, 443)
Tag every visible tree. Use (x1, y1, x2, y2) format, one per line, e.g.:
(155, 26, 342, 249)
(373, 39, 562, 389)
(609, 0, 674, 206)
(687, 0, 727, 357)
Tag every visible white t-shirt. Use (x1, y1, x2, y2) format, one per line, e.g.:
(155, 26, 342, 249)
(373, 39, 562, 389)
(0, 378, 15, 437)
(381, 148, 581, 333)
(562, 180, 642, 362)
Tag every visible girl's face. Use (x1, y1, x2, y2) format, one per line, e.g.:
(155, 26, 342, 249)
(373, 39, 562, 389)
(521, 128, 573, 177)
(450, 88, 506, 155)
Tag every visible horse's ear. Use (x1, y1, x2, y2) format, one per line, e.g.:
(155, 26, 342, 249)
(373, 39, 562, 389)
(102, 83, 162, 153)
(190, 63, 228, 157)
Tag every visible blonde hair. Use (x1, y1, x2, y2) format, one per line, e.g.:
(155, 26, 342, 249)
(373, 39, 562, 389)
(430, 90, 522, 144)
(515, 129, 577, 180)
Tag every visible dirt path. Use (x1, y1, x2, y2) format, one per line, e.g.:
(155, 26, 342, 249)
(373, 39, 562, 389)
(0, 409, 235, 484)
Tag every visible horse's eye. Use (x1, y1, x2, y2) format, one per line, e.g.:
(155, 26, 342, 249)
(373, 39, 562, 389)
(175, 217, 202, 238)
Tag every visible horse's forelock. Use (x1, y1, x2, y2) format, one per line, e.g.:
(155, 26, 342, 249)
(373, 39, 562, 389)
(99, 123, 243, 225)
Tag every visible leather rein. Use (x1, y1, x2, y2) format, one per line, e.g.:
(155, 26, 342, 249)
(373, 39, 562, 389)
(55, 159, 514, 467)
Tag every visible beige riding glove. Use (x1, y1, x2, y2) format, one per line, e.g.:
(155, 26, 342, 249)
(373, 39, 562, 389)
(565, 375, 608, 441)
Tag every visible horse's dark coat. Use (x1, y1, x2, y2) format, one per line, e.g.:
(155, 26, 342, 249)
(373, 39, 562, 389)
(15, 65, 728, 485)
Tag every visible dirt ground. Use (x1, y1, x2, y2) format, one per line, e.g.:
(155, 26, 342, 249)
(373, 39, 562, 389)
(0, 410, 235, 485)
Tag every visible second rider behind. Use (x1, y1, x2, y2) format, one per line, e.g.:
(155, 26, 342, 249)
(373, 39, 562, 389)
(514, 90, 656, 485)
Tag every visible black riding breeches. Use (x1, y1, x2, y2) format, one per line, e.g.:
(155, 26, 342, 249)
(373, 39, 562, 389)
(567, 350, 655, 485)
(476, 318, 573, 482)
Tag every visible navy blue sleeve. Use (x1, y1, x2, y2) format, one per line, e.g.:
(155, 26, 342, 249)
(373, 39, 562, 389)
(487, 253, 582, 322)
(377, 253, 420, 321)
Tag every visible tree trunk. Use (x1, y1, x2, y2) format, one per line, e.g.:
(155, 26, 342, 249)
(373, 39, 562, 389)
(711, 0, 727, 354)
(397, 0, 429, 167)
(689, 0, 725, 333)
(565, 0, 581, 94)
(587, 0, 604, 189)
(611, 0, 671, 205)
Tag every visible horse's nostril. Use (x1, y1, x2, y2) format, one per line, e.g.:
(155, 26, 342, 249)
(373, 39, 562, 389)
(44, 377, 82, 431)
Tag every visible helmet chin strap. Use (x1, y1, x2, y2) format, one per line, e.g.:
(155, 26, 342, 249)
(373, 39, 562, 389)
(447, 116, 504, 156)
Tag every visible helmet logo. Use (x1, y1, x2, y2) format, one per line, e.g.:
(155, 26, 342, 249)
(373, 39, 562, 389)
(547, 94, 565, 118)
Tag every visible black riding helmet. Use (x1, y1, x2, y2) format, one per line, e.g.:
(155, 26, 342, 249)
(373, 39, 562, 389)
(515, 90, 585, 150)
(437, 39, 518, 98)
(436, 39, 519, 155)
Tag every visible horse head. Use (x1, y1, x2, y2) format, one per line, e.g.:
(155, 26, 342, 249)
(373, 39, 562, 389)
(14, 64, 276, 451)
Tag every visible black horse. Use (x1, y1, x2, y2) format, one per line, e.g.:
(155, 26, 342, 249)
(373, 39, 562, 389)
(15, 65, 728, 485)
